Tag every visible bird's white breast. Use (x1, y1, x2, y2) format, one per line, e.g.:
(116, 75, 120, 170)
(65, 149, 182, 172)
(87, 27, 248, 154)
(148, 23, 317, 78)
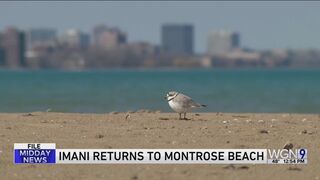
(168, 100, 189, 113)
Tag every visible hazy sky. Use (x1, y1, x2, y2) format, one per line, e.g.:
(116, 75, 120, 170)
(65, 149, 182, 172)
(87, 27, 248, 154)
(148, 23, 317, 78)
(1, 1, 320, 53)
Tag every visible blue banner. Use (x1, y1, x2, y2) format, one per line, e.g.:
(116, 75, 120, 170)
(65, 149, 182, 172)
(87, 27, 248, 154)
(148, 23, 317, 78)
(14, 149, 56, 164)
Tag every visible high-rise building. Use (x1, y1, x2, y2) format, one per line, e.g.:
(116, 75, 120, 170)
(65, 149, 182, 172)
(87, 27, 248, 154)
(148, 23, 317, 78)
(161, 24, 194, 55)
(93, 25, 126, 49)
(93, 24, 109, 45)
(60, 29, 90, 49)
(0, 48, 5, 66)
(27, 28, 57, 49)
(207, 31, 240, 55)
(0, 27, 26, 68)
(0, 33, 5, 66)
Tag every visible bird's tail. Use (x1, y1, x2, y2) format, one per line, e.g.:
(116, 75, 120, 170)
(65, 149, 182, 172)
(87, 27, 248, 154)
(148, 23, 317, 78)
(193, 103, 207, 108)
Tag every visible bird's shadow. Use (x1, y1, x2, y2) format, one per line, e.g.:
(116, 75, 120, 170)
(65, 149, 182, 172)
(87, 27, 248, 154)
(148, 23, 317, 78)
(179, 118, 191, 121)
(158, 117, 191, 121)
(158, 117, 209, 121)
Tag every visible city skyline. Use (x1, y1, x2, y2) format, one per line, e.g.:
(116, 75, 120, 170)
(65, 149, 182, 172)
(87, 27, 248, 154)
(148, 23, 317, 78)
(1, 1, 320, 53)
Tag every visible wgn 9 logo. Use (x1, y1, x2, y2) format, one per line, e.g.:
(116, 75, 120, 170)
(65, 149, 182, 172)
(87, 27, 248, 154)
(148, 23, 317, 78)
(267, 149, 307, 164)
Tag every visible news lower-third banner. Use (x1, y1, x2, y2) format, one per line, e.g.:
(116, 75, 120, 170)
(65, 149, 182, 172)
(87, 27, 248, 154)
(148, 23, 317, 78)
(13, 143, 307, 164)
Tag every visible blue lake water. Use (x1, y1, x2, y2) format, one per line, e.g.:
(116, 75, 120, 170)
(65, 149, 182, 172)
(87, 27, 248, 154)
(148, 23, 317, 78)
(0, 69, 320, 113)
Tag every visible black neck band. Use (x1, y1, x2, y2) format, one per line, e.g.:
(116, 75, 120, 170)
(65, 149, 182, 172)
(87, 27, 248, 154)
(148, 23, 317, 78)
(167, 93, 179, 102)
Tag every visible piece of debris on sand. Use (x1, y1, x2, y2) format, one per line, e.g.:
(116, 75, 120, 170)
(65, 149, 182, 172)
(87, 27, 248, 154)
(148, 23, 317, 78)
(283, 142, 294, 150)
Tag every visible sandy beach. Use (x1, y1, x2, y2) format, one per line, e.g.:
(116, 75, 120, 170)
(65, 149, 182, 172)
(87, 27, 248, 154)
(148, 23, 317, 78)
(0, 112, 319, 180)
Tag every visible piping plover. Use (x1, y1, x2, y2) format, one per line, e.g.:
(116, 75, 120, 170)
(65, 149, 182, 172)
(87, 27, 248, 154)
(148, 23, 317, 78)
(165, 91, 206, 120)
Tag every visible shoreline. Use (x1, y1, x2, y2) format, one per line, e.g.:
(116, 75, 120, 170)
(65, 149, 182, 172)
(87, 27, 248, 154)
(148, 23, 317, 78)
(0, 112, 319, 180)
(1, 111, 320, 115)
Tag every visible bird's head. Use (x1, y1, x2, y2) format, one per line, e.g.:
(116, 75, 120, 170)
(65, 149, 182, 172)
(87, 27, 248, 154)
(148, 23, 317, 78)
(165, 91, 179, 101)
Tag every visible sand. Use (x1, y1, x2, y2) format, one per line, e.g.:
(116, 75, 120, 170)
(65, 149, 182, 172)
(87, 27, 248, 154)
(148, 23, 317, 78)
(0, 112, 319, 180)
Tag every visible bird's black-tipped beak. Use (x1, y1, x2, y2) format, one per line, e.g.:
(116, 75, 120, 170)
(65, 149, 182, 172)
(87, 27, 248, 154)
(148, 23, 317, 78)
(164, 96, 167, 99)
